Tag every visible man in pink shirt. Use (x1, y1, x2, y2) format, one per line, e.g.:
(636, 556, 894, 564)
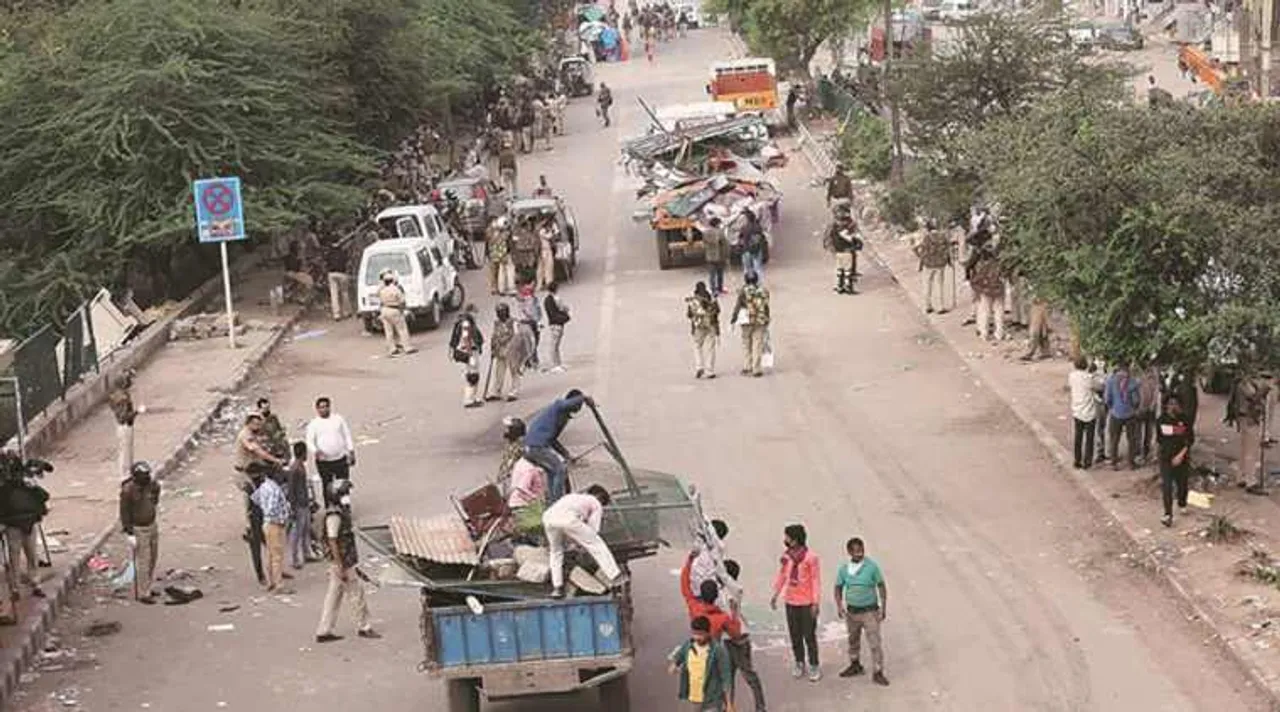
(770, 523, 822, 681)
(542, 484, 623, 598)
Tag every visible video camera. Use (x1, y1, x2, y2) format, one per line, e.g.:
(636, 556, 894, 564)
(0, 453, 53, 485)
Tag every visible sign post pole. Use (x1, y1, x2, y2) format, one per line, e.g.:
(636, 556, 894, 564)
(193, 176, 247, 350)
(220, 242, 236, 349)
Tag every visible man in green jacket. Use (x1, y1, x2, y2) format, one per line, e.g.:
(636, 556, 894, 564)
(668, 616, 733, 710)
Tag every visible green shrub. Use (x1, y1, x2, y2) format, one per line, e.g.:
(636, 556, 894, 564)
(838, 113, 892, 182)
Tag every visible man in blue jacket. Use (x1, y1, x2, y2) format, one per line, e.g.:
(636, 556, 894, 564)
(1104, 364, 1141, 470)
(524, 389, 592, 503)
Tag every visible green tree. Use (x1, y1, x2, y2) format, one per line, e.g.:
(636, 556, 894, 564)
(892, 11, 1129, 158)
(968, 92, 1280, 374)
(727, 0, 875, 76)
(0, 0, 376, 335)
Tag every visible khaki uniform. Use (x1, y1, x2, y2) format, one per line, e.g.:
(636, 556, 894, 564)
(538, 226, 557, 290)
(914, 230, 952, 312)
(733, 285, 771, 376)
(487, 224, 515, 295)
(487, 319, 520, 400)
(970, 256, 1005, 341)
(687, 295, 721, 376)
(377, 282, 412, 354)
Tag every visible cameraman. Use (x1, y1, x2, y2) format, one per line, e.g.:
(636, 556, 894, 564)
(0, 450, 50, 602)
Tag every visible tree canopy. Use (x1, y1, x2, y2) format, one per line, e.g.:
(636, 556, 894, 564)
(968, 92, 1280, 374)
(0, 0, 542, 338)
(705, 0, 875, 75)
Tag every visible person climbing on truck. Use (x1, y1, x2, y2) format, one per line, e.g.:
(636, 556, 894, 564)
(542, 484, 624, 599)
(524, 389, 592, 502)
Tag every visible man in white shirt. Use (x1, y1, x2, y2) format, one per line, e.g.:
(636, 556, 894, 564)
(305, 397, 355, 505)
(542, 485, 623, 598)
(1067, 358, 1103, 469)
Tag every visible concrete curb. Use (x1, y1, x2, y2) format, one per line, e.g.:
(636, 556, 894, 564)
(790, 126, 1280, 708)
(0, 304, 308, 711)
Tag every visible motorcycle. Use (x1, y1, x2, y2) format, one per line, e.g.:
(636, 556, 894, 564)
(440, 192, 481, 270)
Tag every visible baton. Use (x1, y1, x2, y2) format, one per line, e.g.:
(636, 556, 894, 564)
(37, 522, 51, 567)
(482, 353, 495, 399)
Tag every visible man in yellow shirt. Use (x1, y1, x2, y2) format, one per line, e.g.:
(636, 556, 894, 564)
(668, 616, 732, 710)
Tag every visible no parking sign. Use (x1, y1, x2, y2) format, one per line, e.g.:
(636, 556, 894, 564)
(193, 177, 246, 243)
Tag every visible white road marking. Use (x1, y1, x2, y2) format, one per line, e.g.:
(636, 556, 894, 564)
(593, 153, 625, 402)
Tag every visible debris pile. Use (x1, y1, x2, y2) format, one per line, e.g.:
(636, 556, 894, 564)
(169, 312, 278, 341)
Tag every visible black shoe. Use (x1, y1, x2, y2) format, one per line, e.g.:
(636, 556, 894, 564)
(839, 662, 865, 677)
(937, 308, 950, 314)
(1161, 514, 1173, 528)
(961, 317, 975, 326)
(926, 307, 934, 314)
(316, 633, 344, 643)
(1073, 461, 1082, 469)
(873, 671, 889, 686)
(695, 369, 704, 379)
(358, 629, 382, 639)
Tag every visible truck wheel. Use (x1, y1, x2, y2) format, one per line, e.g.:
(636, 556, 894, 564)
(446, 679, 480, 712)
(655, 232, 672, 270)
(599, 676, 630, 712)
(362, 316, 381, 334)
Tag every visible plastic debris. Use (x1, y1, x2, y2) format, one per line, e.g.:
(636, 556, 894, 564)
(87, 555, 112, 572)
(207, 624, 235, 632)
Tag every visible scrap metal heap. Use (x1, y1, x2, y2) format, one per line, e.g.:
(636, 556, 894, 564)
(359, 405, 701, 606)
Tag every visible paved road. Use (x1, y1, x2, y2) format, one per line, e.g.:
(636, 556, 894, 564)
(14, 28, 1270, 712)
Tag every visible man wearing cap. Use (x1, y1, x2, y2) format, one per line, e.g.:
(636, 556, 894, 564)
(108, 370, 139, 479)
(449, 304, 486, 408)
(236, 413, 284, 585)
(376, 269, 415, 357)
(826, 164, 853, 208)
(120, 461, 162, 604)
(316, 479, 380, 643)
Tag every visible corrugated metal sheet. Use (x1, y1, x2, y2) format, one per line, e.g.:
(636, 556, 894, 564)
(389, 514, 479, 566)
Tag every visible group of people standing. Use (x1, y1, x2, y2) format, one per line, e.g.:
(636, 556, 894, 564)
(448, 281, 572, 407)
(668, 521, 891, 711)
(227, 396, 379, 642)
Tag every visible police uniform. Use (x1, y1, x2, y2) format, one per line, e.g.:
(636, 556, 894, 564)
(732, 284, 771, 377)
(969, 252, 1005, 341)
(487, 221, 515, 295)
(487, 315, 521, 400)
(828, 217, 861, 294)
(686, 293, 721, 377)
(914, 229, 952, 312)
(376, 275, 413, 355)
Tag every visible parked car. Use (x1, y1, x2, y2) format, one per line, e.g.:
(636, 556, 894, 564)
(1096, 22, 1144, 51)
(938, 0, 977, 23)
(506, 197, 580, 282)
(433, 175, 502, 241)
(355, 237, 463, 333)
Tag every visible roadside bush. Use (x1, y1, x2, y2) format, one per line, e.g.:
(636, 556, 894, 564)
(838, 113, 891, 182)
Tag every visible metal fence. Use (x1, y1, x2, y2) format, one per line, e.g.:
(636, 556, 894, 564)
(0, 302, 99, 448)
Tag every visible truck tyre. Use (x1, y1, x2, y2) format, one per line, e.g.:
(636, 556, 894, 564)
(655, 232, 672, 270)
(599, 676, 631, 712)
(446, 679, 480, 712)
(362, 315, 381, 335)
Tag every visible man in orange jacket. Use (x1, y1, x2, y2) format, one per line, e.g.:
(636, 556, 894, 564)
(680, 551, 741, 640)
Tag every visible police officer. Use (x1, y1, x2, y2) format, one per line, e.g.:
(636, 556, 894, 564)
(449, 304, 486, 408)
(826, 164, 854, 208)
(315, 479, 379, 643)
(913, 219, 952, 313)
(730, 272, 771, 377)
(376, 270, 415, 357)
(828, 206, 862, 295)
(120, 461, 161, 603)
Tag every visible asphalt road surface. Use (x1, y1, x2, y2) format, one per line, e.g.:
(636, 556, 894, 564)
(16, 28, 1271, 712)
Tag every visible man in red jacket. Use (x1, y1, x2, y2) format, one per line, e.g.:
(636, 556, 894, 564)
(680, 551, 740, 640)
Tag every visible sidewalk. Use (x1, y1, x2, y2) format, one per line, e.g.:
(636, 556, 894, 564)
(0, 268, 306, 708)
(854, 199, 1280, 700)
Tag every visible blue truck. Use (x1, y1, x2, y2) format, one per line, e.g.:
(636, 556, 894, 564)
(360, 405, 697, 712)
